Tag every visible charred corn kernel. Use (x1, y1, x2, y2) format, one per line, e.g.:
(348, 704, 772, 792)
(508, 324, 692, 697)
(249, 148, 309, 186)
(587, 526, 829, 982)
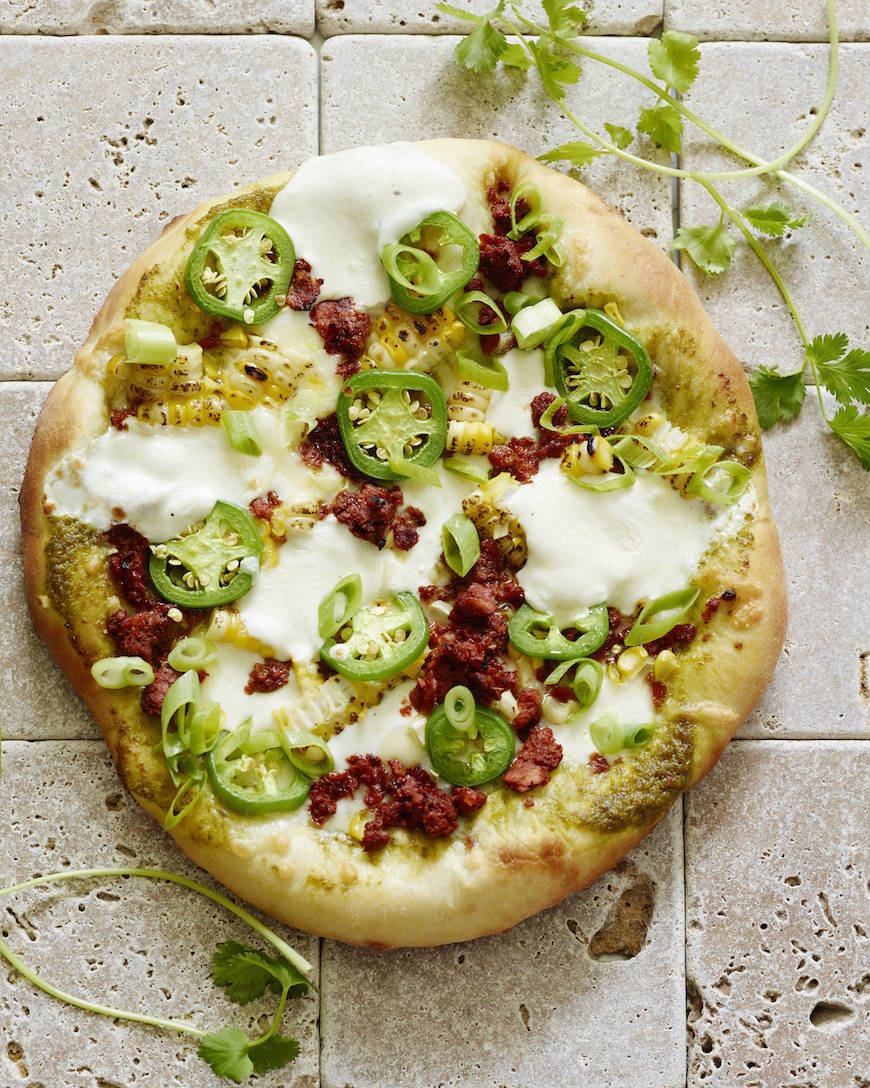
(617, 645, 649, 679)
(446, 419, 497, 455)
(560, 435, 614, 476)
(654, 649, 678, 680)
(462, 493, 527, 569)
(607, 663, 621, 683)
(273, 674, 364, 740)
(447, 379, 491, 422)
(363, 301, 465, 373)
(497, 690, 520, 722)
(349, 809, 369, 842)
(206, 609, 276, 657)
(633, 412, 665, 437)
(603, 300, 625, 327)
(221, 324, 248, 348)
(135, 396, 223, 426)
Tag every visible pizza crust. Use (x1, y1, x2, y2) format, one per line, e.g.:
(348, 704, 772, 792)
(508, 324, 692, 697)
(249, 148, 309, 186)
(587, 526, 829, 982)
(20, 139, 787, 947)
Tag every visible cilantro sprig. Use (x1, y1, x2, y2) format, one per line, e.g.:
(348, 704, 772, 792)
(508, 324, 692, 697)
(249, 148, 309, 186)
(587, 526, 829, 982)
(439, 0, 870, 468)
(0, 868, 313, 1084)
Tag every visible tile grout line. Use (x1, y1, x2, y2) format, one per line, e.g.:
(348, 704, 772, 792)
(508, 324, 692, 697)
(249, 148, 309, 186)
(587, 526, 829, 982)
(681, 791, 689, 1088)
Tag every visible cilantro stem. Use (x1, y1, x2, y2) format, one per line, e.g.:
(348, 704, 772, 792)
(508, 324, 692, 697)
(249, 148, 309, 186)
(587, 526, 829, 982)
(253, 984, 289, 1047)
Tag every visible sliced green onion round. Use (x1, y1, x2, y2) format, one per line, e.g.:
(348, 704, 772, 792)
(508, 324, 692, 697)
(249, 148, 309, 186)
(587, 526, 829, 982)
(388, 456, 442, 488)
(590, 714, 624, 755)
(444, 685, 476, 734)
(623, 723, 655, 748)
(511, 297, 563, 350)
(318, 573, 363, 639)
(124, 319, 177, 365)
(91, 656, 155, 689)
(538, 395, 593, 436)
(624, 586, 700, 647)
(503, 291, 535, 316)
(656, 443, 723, 477)
(443, 456, 490, 484)
(572, 659, 604, 710)
(543, 659, 576, 686)
(521, 214, 565, 264)
(222, 409, 262, 457)
(508, 181, 542, 239)
(569, 458, 636, 492)
(456, 347, 509, 391)
(188, 703, 222, 756)
(687, 460, 752, 505)
(454, 290, 508, 335)
(278, 731, 336, 778)
(168, 637, 217, 672)
(165, 776, 204, 830)
(442, 513, 481, 577)
(611, 434, 670, 470)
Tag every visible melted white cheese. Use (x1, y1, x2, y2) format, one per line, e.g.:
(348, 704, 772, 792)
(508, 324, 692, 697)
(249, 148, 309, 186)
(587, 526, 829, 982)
(503, 459, 736, 619)
(551, 673, 654, 765)
(200, 644, 298, 731)
(269, 144, 467, 308)
(44, 407, 341, 542)
(485, 348, 545, 439)
(329, 680, 429, 771)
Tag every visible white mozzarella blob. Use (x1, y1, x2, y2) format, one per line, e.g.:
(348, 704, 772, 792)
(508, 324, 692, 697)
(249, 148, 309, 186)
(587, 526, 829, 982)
(329, 680, 429, 771)
(200, 644, 297, 731)
(269, 144, 467, 307)
(503, 459, 738, 619)
(485, 348, 545, 439)
(551, 673, 654, 765)
(43, 407, 341, 543)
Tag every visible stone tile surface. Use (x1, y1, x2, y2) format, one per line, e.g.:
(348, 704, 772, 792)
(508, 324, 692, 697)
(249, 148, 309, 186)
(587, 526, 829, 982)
(317, 0, 662, 37)
(0, 36, 318, 381)
(666, 0, 869, 43)
(2, 0, 314, 35)
(741, 394, 870, 739)
(0, 741, 320, 1088)
(1, 383, 96, 739)
(321, 808, 685, 1088)
(321, 35, 673, 245)
(685, 741, 870, 1088)
(679, 44, 870, 372)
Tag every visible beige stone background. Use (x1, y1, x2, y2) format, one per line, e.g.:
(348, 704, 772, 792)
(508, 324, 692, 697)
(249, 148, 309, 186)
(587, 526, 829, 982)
(1, 2, 868, 1086)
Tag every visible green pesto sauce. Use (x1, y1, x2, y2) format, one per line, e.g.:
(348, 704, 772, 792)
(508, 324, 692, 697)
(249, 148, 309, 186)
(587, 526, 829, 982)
(45, 517, 114, 641)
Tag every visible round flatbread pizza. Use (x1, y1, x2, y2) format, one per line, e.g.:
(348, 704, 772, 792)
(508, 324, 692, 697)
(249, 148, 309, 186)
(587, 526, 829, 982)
(21, 139, 787, 947)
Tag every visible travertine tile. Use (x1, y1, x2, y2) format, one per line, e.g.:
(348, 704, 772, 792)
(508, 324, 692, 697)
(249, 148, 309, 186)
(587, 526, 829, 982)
(2, 0, 314, 35)
(666, 0, 869, 42)
(0, 741, 320, 1088)
(0, 36, 318, 381)
(685, 741, 870, 1088)
(317, 0, 662, 37)
(321, 807, 685, 1088)
(0, 382, 96, 739)
(742, 393, 870, 739)
(321, 35, 674, 246)
(679, 44, 870, 371)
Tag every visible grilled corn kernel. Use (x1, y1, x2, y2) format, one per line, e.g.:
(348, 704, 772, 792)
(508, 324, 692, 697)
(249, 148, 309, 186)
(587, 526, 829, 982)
(349, 809, 369, 842)
(561, 435, 614, 476)
(654, 649, 678, 681)
(446, 419, 497, 455)
(617, 645, 650, 679)
(633, 412, 665, 437)
(606, 663, 621, 683)
(603, 300, 625, 327)
(221, 324, 248, 348)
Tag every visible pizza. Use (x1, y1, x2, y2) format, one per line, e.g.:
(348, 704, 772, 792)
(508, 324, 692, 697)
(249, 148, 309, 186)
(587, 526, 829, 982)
(20, 139, 787, 948)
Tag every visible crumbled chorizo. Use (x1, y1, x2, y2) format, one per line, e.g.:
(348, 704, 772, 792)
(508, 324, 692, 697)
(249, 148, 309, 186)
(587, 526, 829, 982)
(644, 623, 697, 655)
(106, 524, 153, 608)
(110, 407, 133, 431)
(245, 659, 291, 695)
(588, 752, 610, 774)
(647, 674, 667, 711)
(332, 483, 403, 548)
(489, 437, 540, 483)
(141, 662, 182, 717)
(286, 258, 323, 311)
(502, 725, 563, 792)
(300, 413, 363, 480)
(531, 391, 575, 460)
(701, 587, 737, 624)
(513, 689, 543, 731)
(310, 297, 371, 373)
(249, 490, 281, 522)
(106, 604, 182, 665)
(391, 504, 426, 551)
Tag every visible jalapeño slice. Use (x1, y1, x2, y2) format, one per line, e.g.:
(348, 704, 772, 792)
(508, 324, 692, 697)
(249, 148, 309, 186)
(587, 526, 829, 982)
(381, 210, 479, 314)
(426, 703, 515, 787)
(554, 309, 653, 429)
(185, 208, 295, 325)
(206, 727, 310, 816)
(508, 602, 609, 661)
(320, 591, 429, 682)
(149, 500, 261, 608)
(336, 370, 447, 482)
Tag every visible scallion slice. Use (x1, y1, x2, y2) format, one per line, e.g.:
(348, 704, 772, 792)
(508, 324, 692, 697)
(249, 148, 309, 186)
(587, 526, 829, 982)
(611, 434, 670, 470)
(687, 460, 752, 505)
(222, 409, 262, 457)
(571, 659, 604, 710)
(538, 395, 593, 436)
(318, 573, 363, 639)
(124, 319, 177, 366)
(444, 685, 476, 734)
(442, 513, 481, 577)
(508, 181, 543, 239)
(567, 457, 636, 492)
(443, 456, 490, 483)
(521, 215, 566, 266)
(453, 290, 508, 335)
(456, 347, 509, 391)
(168, 636, 217, 672)
(187, 703, 222, 756)
(624, 586, 700, 647)
(656, 444, 723, 477)
(388, 455, 443, 488)
(278, 731, 336, 778)
(91, 656, 155, 690)
(623, 723, 655, 748)
(589, 714, 624, 755)
(511, 297, 563, 350)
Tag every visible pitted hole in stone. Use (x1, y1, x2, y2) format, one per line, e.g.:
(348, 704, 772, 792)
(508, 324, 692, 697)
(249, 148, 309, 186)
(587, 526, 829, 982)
(519, 1004, 531, 1031)
(104, 793, 123, 811)
(848, 974, 870, 1000)
(809, 1000, 856, 1032)
(712, 975, 731, 996)
(588, 871, 655, 960)
(686, 977, 703, 1025)
(763, 989, 782, 1003)
(796, 975, 819, 992)
(115, 843, 136, 858)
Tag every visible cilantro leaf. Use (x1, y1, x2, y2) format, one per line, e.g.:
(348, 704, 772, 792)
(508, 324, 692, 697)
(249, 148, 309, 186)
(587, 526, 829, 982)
(500, 42, 531, 71)
(212, 941, 309, 1005)
(806, 332, 850, 366)
(453, 4, 507, 74)
(248, 1035, 301, 1075)
(670, 222, 736, 275)
(538, 141, 602, 168)
(198, 1028, 254, 1084)
(648, 31, 701, 93)
(542, 0, 588, 38)
(749, 366, 806, 429)
(814, 346, 870, 405)
(435, 1, 485, 23)
(604, 122, 634, 150)
(529, 38, 581, 101)
(829, 404, 870, 468)
(637, 103, 682, 155)
(744, 201, 808, 238)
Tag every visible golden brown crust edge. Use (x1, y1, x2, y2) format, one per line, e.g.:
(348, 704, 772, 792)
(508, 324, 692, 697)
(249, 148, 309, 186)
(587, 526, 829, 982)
(20, 139, 786, 948)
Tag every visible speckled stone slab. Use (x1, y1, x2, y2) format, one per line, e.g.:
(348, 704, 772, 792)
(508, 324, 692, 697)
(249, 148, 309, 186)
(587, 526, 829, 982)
(320, 35, 673, 247)
(685, 741, 870, 1088)
(1, 0, 314, 35)
(317, 0, 662, 37)
(0, 35, 318, 381)
(742, 394, 870, 739)
(321, 807, 685, 1088)
(666, 0, 869, 42)
(678, 44, 870, 371)
(0, 741, 320, 1088)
